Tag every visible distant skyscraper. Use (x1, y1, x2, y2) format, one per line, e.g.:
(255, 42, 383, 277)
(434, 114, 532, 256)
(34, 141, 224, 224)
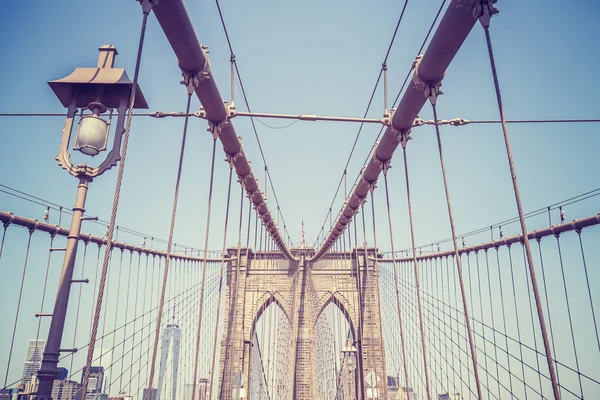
(81, 366, 104, 394)
(397, 387, 416, 400)
(21, 340, 45, 386)
(142, 388, 157, 400)
(157, 324, 181, 400)
(57, 367, 69, 381)
(197, 378, 208, 400)
(387, 375, 400, 391)
(438, 393, 460, 400)
(51, 379, 82, 400)
(85, 394, 108, 400)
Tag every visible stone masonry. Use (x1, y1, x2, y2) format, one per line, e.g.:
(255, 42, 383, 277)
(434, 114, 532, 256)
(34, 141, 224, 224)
(217, 247, 387, 400)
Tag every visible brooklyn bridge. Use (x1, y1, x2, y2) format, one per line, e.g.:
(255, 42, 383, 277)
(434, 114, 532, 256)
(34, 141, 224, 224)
(0, 0, 598, 399)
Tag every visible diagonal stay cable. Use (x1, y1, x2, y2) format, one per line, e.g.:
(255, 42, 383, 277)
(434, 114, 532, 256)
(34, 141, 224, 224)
(313, 0, 412, 247)
(146, 82, 195, 398)
(214, 0, 293, 243)
(315, 0, 448, 250)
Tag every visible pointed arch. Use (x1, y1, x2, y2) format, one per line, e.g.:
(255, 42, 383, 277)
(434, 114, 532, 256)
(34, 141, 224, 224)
(250, 291, 291, 337)
(313, 291, 356, 341)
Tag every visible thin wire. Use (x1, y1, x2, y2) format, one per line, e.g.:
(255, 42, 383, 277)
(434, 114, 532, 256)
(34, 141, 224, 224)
(34, 232, 56, 372)
(483, 22, 560, 400)
(576, 231, 600, 352)
(214, 0, 293, 246)
(382, 173, 410, 388)
(431, 101, 483, 399)
(555, 235, 584, 397)
(254, 117, 299, 130)
(0, 183, 208, 253)
(399, 144, 432, 400)
(393, 187, 600, 255)
(316, 0, 448, 250)
(191, 137, 219, 400)
(0, 223, 8, 264)
(147, 90, 195, 396)
(81, 11, 152, 394)
(208, 166, 234, 399)
(3, 229, 34, 387)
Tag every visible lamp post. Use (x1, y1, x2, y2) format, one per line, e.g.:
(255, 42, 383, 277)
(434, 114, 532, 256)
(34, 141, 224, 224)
(35, 45, 148, 400)
(341, 340, 358, 400)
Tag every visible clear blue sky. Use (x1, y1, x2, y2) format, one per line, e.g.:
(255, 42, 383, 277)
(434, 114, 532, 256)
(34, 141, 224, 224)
(0, 0, 598, 250)
(0, 0, 599, 395)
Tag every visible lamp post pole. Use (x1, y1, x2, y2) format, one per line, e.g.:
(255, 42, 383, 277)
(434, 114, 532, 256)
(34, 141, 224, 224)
(36, 176, 90, 399)
(35, 43, 147, 400)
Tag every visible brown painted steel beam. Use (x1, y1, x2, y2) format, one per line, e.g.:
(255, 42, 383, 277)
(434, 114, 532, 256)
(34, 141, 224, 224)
(378, 213, 600, 262)
(0, 211, 223, 262)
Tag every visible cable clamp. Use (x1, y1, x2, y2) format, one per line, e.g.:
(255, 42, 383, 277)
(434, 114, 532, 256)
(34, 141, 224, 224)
(179, 49, 211, 87)
(449, 117, 470, 126)
(382, 108, 396, 127)
(399, 129, 412, 149)
(368, 181, 377, 193)
(371, 142, 384, 167)
(412, 55, 444, 104)
(225, 151, 243, 168)
(138, 0, 158, 14)
(51, 224, 60, 239)
(208, 119, 231, 139)
(29, 220, 40, 234)
(381, 160, 392, 175)
(468, 0, 499, 28)
(226, 102, 237, 119)
(194, 109, 207, 119)
(3, 212, 15, 229)
(239, 174, 254, 189)
(426, 83, 443, 105)
(246, 188, 258, 202)
(180, 69, 203, 95)
(412, 117, 425, 127)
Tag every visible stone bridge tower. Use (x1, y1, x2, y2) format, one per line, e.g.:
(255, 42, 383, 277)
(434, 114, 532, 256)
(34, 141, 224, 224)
(217, 247, 388, 399)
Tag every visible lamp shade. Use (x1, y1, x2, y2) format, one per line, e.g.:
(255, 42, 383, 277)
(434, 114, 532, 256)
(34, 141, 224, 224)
(75, 115, 109, 156)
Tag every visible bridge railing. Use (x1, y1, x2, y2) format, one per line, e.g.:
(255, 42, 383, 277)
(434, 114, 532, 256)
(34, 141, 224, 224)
(378, 213, 600, 399)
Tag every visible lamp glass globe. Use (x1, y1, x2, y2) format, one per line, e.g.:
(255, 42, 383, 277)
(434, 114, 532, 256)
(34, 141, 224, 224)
(76, 115, 109, 156)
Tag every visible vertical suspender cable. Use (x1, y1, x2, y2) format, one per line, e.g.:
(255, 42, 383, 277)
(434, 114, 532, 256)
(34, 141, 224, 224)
(382, 173, 410, 389)
(481, 14, 560, 400)
(368, 191, 381, 394)
(146, 87, 195, 398)
(240, 194, 253, 376)
(219, 186, 245, 399)
(399, 142, 432, 400)
(191, 136, 219, 400)
(430, 101, 482, 399)
(4, 229, 34, 387)
(352, 215, 366, 400)
(148, 89, 195, 398)
(208, 166, 234, 400)
(360, 203, 377, 395)
(82, 3, 152, 394)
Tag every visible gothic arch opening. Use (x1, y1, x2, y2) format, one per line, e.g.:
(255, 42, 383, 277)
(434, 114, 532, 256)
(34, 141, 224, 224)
(312, 293, 359, 400)
(249, 294, 292, 400)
